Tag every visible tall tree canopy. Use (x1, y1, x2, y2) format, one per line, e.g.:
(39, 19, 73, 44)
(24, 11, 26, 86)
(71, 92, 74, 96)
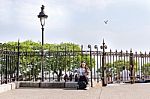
(2, 40, 95, 81)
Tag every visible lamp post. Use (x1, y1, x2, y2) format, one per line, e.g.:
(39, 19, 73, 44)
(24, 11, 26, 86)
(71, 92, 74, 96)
(38, 5, 48, 82)
(130, 49, 134, 84)
(100, 39, 107, 86)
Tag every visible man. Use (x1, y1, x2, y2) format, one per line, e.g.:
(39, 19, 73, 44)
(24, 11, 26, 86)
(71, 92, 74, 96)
(120, 66, 130, 82)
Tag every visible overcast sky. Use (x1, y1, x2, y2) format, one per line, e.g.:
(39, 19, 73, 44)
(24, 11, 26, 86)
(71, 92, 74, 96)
(0, 0, 150, 52)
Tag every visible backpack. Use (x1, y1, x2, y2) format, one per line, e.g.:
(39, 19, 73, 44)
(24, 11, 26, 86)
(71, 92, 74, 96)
(78, 81, 87, 89)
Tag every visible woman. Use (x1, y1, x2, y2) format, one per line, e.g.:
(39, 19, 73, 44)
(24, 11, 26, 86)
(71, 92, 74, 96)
(77, 62, 89, 84)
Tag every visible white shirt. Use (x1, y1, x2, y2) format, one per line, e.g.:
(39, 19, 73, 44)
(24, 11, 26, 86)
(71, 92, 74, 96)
(120, 69, 130, 81)
(77, 68, 86, 76)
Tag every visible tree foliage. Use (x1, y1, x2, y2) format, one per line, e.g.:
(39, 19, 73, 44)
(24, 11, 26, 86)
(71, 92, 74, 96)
(142, 63, 150, 75)
(1, 40, 95, 81)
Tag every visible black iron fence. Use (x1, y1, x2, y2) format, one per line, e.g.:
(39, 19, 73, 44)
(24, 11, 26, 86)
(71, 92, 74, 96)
(1, 41, 150, 87)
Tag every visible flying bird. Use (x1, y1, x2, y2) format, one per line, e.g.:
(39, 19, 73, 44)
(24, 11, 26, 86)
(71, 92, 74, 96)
(104, 20, 108, 24)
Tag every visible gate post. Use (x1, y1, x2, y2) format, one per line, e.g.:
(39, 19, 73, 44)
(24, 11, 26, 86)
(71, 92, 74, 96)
(100, 39, 107, 86)
(94, 45, 99, 83)
(81, 45, 83, 62)
(88, 45, 93, 87)
(16, 40, 20, 81)
(5, 46, 8, 84)
(0, 44, 3, 84)
(130, 49, 134, 84)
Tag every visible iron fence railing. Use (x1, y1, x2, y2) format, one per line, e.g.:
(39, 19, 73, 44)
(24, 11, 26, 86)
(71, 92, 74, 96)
(1, 42, 150, 87)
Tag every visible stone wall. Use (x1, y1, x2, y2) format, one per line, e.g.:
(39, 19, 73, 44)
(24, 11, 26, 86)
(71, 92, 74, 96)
(0, 82, 16, 94)
(19, 81, 78, 88)
(0, 81, 101, 94)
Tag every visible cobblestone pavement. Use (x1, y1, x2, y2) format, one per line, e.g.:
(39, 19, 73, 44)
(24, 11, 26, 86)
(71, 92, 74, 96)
(0, 87, 101, 99)
(0, 83, 150, 99)
(100, 83, 150, 99)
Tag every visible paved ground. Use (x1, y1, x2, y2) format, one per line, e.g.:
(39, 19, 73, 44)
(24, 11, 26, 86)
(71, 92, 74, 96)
(101, 83, 150, 99)
(0, 83, 150, 99)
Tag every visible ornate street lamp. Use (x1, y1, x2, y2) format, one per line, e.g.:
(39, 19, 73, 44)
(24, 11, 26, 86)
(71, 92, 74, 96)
(130, 49, 134, 84)
(38, 5, 48, 82)
(100, 39, 107, 86)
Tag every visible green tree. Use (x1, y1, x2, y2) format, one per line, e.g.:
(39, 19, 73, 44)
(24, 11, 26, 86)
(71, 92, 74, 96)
(142, 63, 150, 75)
(3, 40, 95, 81)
